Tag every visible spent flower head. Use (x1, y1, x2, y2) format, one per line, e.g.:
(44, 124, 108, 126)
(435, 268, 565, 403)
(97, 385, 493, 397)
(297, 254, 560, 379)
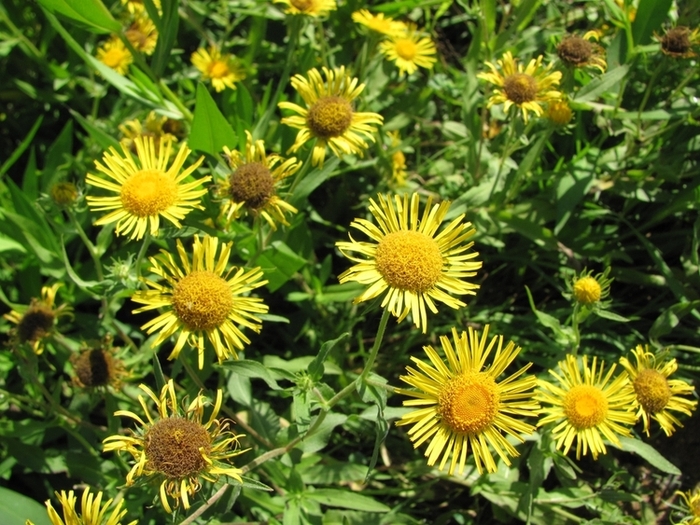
(70, 336, 127, 390)
(655, 26, 700, 58)
(557, 31, 607, 73)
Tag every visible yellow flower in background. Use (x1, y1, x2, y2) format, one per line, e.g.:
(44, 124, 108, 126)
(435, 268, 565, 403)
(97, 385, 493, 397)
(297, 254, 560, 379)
(119, 111, 181, 155)
(279, 66, 383, 167)
(4, 283, 72, 355)
(276, 0, 336, 17)
(125, 14, 159, 55)
(103, 380, 245, 513)
(96, 36, 133, 75)
(85, 137, 209, 241)
(352, 9, 405, 36)
(387, 130, 407, 186)
(218, 131, 301, 229)
(538, 354, 637, 460)
(478, 51, 562, 123)
(120, 0, 161, 15)
(655, 26, 700, 58)
(26, 488, 137, 525)
(619, 345, 697, 436)
(546, 99, 573, 126)
(396, 325, 540, 475)
(676, 489, 700, 525)
(571, 267, 611, 306)
(379, 23, 437, 75)
(191, 46, 246, 92)
(336, 193, 482, 333)
(131, 234, 269, 368)
(557, 31, 607, 73)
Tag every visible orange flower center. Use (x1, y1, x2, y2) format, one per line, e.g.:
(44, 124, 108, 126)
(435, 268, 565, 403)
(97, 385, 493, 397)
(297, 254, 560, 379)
(208, 60, 230, 79)
(438, 372, 500, 434)
(171, 271, 234, 331)
(633, 369, 672, 413)
(290, 0, 313, 10)
(395, 38, 418, 60)
(145, 417, 211, 478)
(120, 169, 178, 217)
(375, 230, 443, 292)
(563, 385, 608, 429)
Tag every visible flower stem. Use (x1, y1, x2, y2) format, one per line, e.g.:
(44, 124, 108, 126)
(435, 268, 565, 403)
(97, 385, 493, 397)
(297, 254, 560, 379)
(571, 302, 581, 356)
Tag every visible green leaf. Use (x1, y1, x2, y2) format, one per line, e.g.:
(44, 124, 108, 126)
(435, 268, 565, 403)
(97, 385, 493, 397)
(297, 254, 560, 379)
(308, 333, 349, 382)
(497, 211, 558, 251)
(257, 241, 307, 292)
(594, 309, 630, 323)
(69, 110, 120, 150)
(35, 0, 120, 33)
(0, 486, 52, 525)
(149, 0, 180, 78)
(297, 412, 347, 453)
(615, 437, 681, 475)
(305, 488, 390, 512)
(0, 116, 42, 178)
(240, 476, 273, 492)
(41, 120, 74, 191)
(649, 301, 700, 345)
(220, 359, 282, 390)
(290, 158, 340, 206)
(574, 65, 629, 102)
(631, 0, 672, 46)
(189, 83, 238, 157)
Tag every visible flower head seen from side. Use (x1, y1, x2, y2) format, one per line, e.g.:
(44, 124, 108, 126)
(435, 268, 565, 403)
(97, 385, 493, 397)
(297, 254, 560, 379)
(50, 181, 80, 208)
(119, 111, 181, 156)
(191, 46, 246, 92)
(619, 345, 697, 436)
(70, 336, 127, 390)
(352, 9, 405, 36)
(655, 26, 700, 58)
(85, 136, 209, 241)
(4, 283, 72, 355)
(557, 31, 607, 73)
(125, 14, 159, 55)
(379, 23, 438, 76)
(478, 51, 562, 123)
(103, 380, 245, 513)
(570, 267, 612, 307)
(537, 354, 638, 460)
(279, 66, 383, 167)
(131, 234, 269, 368)
(120, 0, 161, 15)
(396, 325, 540, 475)
(218, 131, 301, 229)
(546, 99, 574, 126)
(96, 36, 133, 75)
(26, 487, 137, 525)
(336, 193, 482, 333)
(677, 489, 700, 525)
(276, 0, 336, 17)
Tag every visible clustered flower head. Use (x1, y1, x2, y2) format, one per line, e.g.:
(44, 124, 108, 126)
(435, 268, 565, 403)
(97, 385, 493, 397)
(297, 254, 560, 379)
(570, 267, 612, 307)
(656, 26, 700, 58)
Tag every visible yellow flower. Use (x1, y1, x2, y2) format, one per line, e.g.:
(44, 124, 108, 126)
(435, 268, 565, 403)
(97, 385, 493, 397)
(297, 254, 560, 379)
(26, 488, 137, 525)
(546, 99, 573, 126)
(275, 0, 336, 17)
(396, 325, 539, 475)
(120, 0, 161, 15)
(619, 345, 697, 436)
(279, 66, 383, 167)
(103, 380, 245, 513)
(387, 130, 407, 186)
(191, 46, 246, 92)
(119, 111, 180, 155)
(336, 193, 481, 333)
(218, 131, 301, 229)
(537, 354, 637, 460)
(96, 36, 133, 75)
(655, 26, 700, 58)
(49, 181, 80, 207)
(557, 31, 607, 73)
(125, 14, 159, 55)
(352, 9, 405, 36)
(4, 283, 72, 355)
(571, 267, 611, 306)
(378, 23, 437, 76)
(131, 234, 269, 368)
(85, 136, 209, 241)
(676, 489, 700, 525)
(478, 51, 562, 123)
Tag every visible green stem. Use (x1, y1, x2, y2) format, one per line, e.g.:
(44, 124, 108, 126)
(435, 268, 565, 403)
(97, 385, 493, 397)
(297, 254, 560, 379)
(358, 307, 391, 383)
(160, 80, 193, 122)
(571, 302, 581, 356)
(67, 210, 104, 281)
(489, 118, 518, 203)
(134, 232, 152, 282)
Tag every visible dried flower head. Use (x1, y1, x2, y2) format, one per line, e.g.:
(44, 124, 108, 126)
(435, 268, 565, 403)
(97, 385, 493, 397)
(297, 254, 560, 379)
(557, 31, 606, 73)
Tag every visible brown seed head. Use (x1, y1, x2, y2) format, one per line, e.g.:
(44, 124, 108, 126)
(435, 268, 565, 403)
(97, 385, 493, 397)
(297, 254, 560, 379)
(145, 417, 212, 478)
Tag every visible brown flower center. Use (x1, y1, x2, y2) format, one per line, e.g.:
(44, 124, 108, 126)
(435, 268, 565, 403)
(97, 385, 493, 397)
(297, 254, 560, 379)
(661, 27, 691, 55)
(74, 348, 112, 387)
(17, 305, 55, 343)
(557, 36, 593, 65)
(633, 369, 672, 413)
(503, 73, 537, 104)
(375, 230, 443, 293)
(229, 162, 275, 210)
(171, 271, 234, 331)
(306, 96, 354, 139)
(290, 0, 313, 10)
(120, 169, 178, 217)
(145, 417, 211, 478)
(438, 372, 500, 434)
(563, 385, 608, 429)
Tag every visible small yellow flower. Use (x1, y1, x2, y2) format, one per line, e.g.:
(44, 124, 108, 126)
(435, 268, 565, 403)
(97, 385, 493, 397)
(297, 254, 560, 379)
(85, 136, 209, 241)
(352, 9, 405, 36)
(279, 66, 383, 167)
(478, 51, 562, 123)
(538, 354, 638, 460)
(546, 99, 573, 126)
(119, 111, 180, 155)
(49, 181, 80, 207)
(120, 0, 161, 15)
(571, 268, 611, 306)
(387, 130, 407, 186)
(96, 36, 133, 75)
(655, 26, 700, 58)
(26, 487, 137, 525)
(676, 489, 700, 525)
(103, 380, 245, 513)
(619, 345, 697, 436)
(557, 31, 607, 73)
(191, 46, 246, 92)
(276, 0, 336, 17)
(379, 23, 437, 76)
(125, 14, 159, 55)
(4, 283, 72, 355)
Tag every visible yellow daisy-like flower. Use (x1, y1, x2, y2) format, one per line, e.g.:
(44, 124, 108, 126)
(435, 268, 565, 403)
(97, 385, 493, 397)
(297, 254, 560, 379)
(571, 267, 612, 306)
(396, 325, 539, 475)
(537, 354, 638, 460)
(191, 46, 246, 92)
(218, 131, 301, 229)
(557, 31, 607, 73)
(477, 51, 562, 123)
(119, 111, 180, 156)
(279, 66, 384, 167)
(125, 14, 159, 55)
(546, 99, 573, 126)
(85, 136, 209, 241)
(619, 345, 697, 436)
(677, 489, 700, 525)
(4, 283, 72, 355)
(352, 9, 405, 36)
(120, 0, 161, 15)
(26, 488, 137, 525)
(655, 26, 700, 58)
(131, 234, 269, 368)
(96, 36, 133, 75)
(336, 193, 482, 333)
(378, 23, 437, 76)
(103, 380, 245, 513)
(275, 0, 336, 17)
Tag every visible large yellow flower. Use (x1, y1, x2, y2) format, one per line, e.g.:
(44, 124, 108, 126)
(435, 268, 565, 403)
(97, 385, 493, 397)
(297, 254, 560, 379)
(85, 136, 209, 241)
(96, 36, 133, 75)
(378, 23, 437, 76)
(352, 9, 405, 36)
(218, 131, 301, 229)
(336, 193, 481, 333)
(131, 234, 269, 368)
(478, 51, 562, 123)
(3, 283, 72, 355)
(396, 325, 539, 475)
(279, 66, 383, 167)
(103, 380, 245, 513)
(275, 0, 336, 17)
(538, 354, 637, 460)
(26, 488, 137, 525)
(619, 345, 697, 436)
(191, 46, 246, 92)
(677, 489, 700, 525)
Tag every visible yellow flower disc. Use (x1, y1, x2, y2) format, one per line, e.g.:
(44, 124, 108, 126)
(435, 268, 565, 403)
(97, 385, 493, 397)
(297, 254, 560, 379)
(563, 385, 608, 429)
(306, 96, 354, 139)
(375, 230, 443, 292)
(18, 306, 55, 343)
(438, 372, 500, 434)
(557, 36, 593, 65)
(120, 169, 179, 217)
(573, 276, 602, 304)
(547, 100, 573, 125)
(145, 417, 211, 478)
(209, 60, 230, 79)
(503, 73, 538, 104)
(290, 0, 313, 9)
(395, 38, 418, 60)
(633, 369, 672, 413)
(229, 162, 275, 209)
(172, 271, 234, 330)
